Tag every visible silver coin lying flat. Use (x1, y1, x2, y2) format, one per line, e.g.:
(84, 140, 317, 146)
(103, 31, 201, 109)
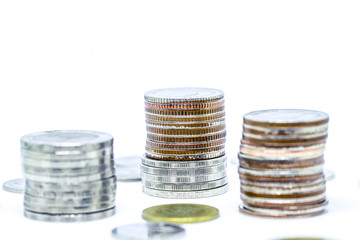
(115, 156, 141, 181)
(2, 178, 24, 194)
(111, 222, 185, 240)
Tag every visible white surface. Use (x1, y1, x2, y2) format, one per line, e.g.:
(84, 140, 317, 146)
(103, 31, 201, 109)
(0, 0, 360, 239)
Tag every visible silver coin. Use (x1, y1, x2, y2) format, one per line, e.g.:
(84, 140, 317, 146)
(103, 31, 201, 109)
(111, 222, 185, 240)
(2, 178, 24, 194)
(25, 175, 116, 191)
(24, 193, 116, 206)
(239, 200, 328, 217)
(22, 155, 114, 168)
(114, 156, 141, 181)
(240, 192, 326, 205)
(21, 147, 113, 160)
(238, 165, 324, 177)
(24, 207, 116, 222)
(23, 164, 112, 176)
(144, 87, 224, 103)
(141, 155, 227, 168)
(324, 169, 335, 181)
(25, 184, 116, 199)
(21, 130, 113, 152)
(142, 177, 228, 191)
(143, 184, 228, 199)
(243, 109, 329, 125)
(145, 150, 225, 161)
(141, 170, 227, 184)
(24, 168, 115, 182)
(140, 163, 226, 177)
(242, 131, 328, 141)
(240, 178, 325, 188)
(146, 119, 226, 128)
(240, 182, 325, 195)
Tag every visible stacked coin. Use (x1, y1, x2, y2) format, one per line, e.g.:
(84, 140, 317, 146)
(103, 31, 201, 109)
(238, 109, 329, 217)
(21, 130, 116, 222)
(142, 87, 228, 198)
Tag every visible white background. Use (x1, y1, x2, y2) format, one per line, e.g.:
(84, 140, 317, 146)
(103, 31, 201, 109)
(1, 0, 360, 239)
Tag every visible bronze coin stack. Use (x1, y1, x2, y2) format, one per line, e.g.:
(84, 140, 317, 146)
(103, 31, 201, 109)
(141, 87, 228, 198)
(238, 109, 329, 217)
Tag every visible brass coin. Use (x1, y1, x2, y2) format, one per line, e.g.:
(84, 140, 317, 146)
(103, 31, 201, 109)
(142, 203, 219, 224)
(146, 138, 226, 150)
(145, 145, 225, 155)
(147, 131, 226, 143)
(146, 125, 226, 136)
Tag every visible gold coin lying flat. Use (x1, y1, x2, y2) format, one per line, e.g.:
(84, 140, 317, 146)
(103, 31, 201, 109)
(142, 203, 219, 224)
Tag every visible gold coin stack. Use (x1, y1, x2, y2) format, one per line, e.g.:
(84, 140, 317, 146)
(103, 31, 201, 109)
(141, 87, 228, 198)
(238, 109, 329, 217)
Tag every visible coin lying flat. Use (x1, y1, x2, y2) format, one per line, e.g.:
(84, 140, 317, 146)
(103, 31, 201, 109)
(2, 178, 24, 194)
(111, 222, 185, 240)
(115, 156, 141, 181)
(142, 204, 219, 224)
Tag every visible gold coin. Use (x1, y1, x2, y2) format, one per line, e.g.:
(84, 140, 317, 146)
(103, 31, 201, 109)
(142, 203, 219, 224)
(145, 98, 224, 110)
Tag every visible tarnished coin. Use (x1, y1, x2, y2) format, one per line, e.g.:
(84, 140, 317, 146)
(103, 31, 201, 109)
(144, 87, 224, 104)
(2, 178, 24, 194)
(111, 222, 185, 240)
(142, 204, 219, 224)
(115, 156, 141, 181)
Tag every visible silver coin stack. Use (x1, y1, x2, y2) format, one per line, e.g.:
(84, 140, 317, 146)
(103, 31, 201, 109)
(21, 130, 116, 222)
(238, 109, 329, 218)
(141, 87, 228, 199)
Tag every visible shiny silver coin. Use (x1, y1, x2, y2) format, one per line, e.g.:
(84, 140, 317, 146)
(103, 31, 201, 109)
(243, 109, 329, 126)
(243, 123, 328, 135)
(25, 175, 116, 191)
(21, 147, 113, 160)
(143, 184, 228, 199)
(141, 155, 227, 168)
(25, 184, 116, 199)
(24, 207, 116, 222)
(145, 150, 225, 161)
(2, 178, 24, 194)
(24, 193, 116, 206)
(238, 165, 323, 177)
(22, 164, 112, 176)
(24, 168, 115, 182)
(21, 130, 113, 152)
(142, 177, 228, 191)
(24, 201, 116, 214)
(22, 155, 113, 168)
(144, 87, 224, 104)
(141, 170, 227, 184)
(111, 222, 185, 240)
(115, 156, 141, 181)
(240, 192, 326, 205)
(140, 163, 226, 177)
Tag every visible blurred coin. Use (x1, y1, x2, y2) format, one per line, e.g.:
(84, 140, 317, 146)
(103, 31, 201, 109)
(141, 155, 227, 168)
(142, 204, 219, 224)
(324, 169, 335, 181)
(2, 178, 24, 194)
(111, 222, 185, 240)
(114, 156, 141, 181)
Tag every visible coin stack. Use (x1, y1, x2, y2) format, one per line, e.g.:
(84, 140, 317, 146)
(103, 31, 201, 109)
(141, 87, 228, 198)
(238, 109, 329, 217)
(21, 130, 116, 222)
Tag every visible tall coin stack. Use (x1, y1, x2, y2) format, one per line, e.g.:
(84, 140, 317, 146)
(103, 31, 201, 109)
(238, 109, 329, 217)
(141, 87, 228, 198)
(21, 130, 117, 222)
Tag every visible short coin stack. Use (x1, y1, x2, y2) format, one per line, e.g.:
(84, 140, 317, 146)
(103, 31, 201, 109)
(21, 130, 116, 222)
(141, 87, 228, 198)
(238, 109, 329, 217)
